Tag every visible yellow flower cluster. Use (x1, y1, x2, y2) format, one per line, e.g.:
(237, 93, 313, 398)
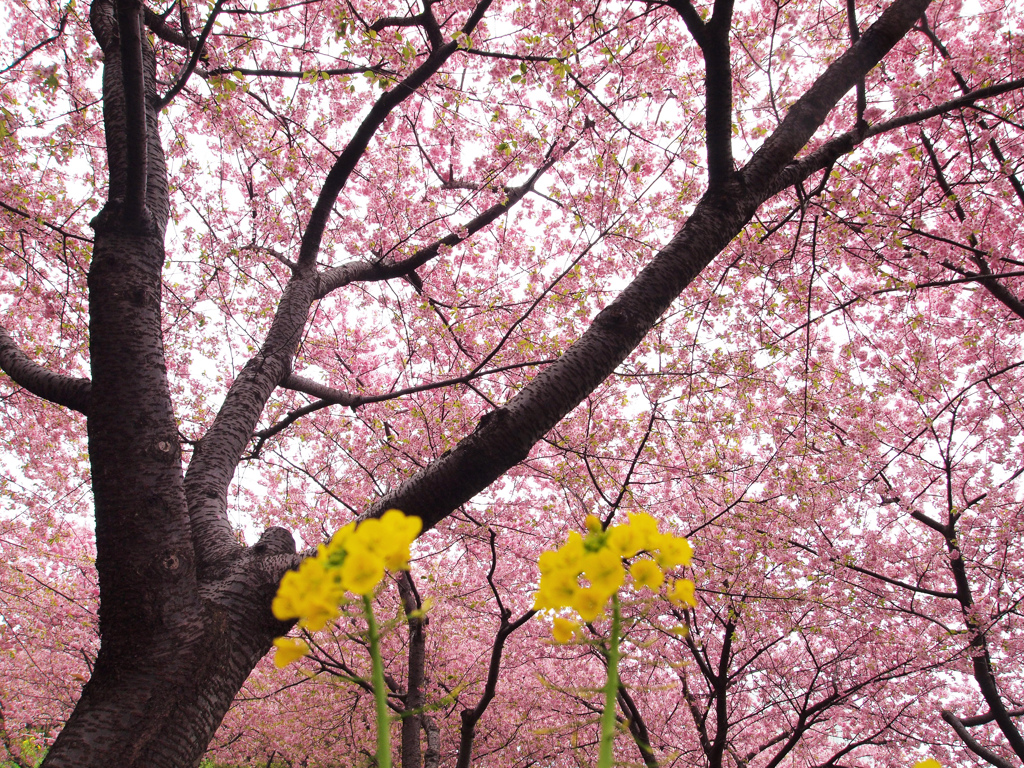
(271, 509, 422, 667)
(534, 512, 696, 642)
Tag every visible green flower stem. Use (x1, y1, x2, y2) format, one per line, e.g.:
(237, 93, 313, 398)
(597, 594, 621, 768)
(363, 595, 391, 768)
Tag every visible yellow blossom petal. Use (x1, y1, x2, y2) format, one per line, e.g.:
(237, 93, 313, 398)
(272, 637, 309, 668)
(630, 558, 664, 592)
(271, 572, 303, 621)
(327, 522, 356, 557)
(552, 617, 579, 644)
(627, 512, 660, 550)
(582, 548, 625, 593)
(913, 760, 941, 768)
(382, 508, 422, 538)
(272, 511, 423, 645)
(561, 531, 586, 565)
(668, 578, 697, 607)
(584, 514, 603, 533)
(342, 549, 386, 595)
(572, 586, 609, 623)
(382, 543, 413, 572)
(606, 524, 640, 558)
(655, 534, 693, 569)
(377, 509, 422, 570)
(298, 601, 339, 632)
(538, 550, 562, 574)
(352, 517, 383, 554)
(273, 558, 344, 628)
(534, 568, 579, 610)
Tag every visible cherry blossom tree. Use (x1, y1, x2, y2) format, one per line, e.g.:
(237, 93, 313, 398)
(2, 0, 1024, 763)
(0, 520, 96, 766)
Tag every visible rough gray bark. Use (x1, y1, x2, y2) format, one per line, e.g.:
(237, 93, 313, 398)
(399, 573, 427, 768)
(35, 2, 298, 766)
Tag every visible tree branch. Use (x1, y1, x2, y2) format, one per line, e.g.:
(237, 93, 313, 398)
(918, 129, 1024, 321)
(0, 326, 90, 415)
(942, 710, 1016, 768)
(143, 5, 194, 51)
(455, 598, 535, 768)
(768, 76, 1024, 196)
(0, 199, 93, 243)
(704, 0, 735, 187)
(961, 709, 1024, 728)
(251, 358, 556, 457)
(800, 538, 959, 599)
(942, 509, 1024, 760)
(205, 65, 386, 78)
(709, 616, 736, 768)
(616, 684, 659, 768)
(115, 0, 149, 223)
(941, 258, 1024, 322)
(846, 0, 866, 127)
(370, 0, 443, 50)
(280, 373, 359, 406)
(363, 0, 935, 531)
(371, 14, 428, 32)
(241, 152, 562, 463)
(916, 13, 1024, 207)
(665, 0, 734, 186)
(422, 714, 441, 768)
(399, 573, 426, 768)
(317, 156, 558, 298)
(157, 0, 227, 110)
(297, 0, 495, 269)
(179, 0, 505, 565)
(0, 9, 67, 75)
(665, 0, 706, 44)
(678, 651, 715, 755)
(745, 0, 932, 191)
(185, 274, 319, 567)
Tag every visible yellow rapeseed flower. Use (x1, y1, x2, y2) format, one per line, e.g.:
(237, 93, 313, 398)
(582, 548, 625, 594)
(273, 637, 310, 668)
(627, 512, 660, 548)
(351, 517, 384, 553)
(606, 524, 640, 558)
(378, 508, 422, 569)
(629, 558, 664, 592)
(537, 549, 562, 574)
(668, 578, 697, 607)
(533, 568, 579, 610)
(552, 617, 579, 643)
(573, 586, 608, 623)
(655, 534, 693, 569)
(272, 556, 345, 630)
(534, 512, 693, 768)
(560, 531, 586, 565)
(342, 549, 386, 595)
(535, 512, 694, 637)
(327, 521, 357, 558)
(272, 509, 422, 655)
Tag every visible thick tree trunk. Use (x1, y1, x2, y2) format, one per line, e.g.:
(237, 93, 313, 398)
(42, 530, 294, 768)
(40, 3, 298, 765)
